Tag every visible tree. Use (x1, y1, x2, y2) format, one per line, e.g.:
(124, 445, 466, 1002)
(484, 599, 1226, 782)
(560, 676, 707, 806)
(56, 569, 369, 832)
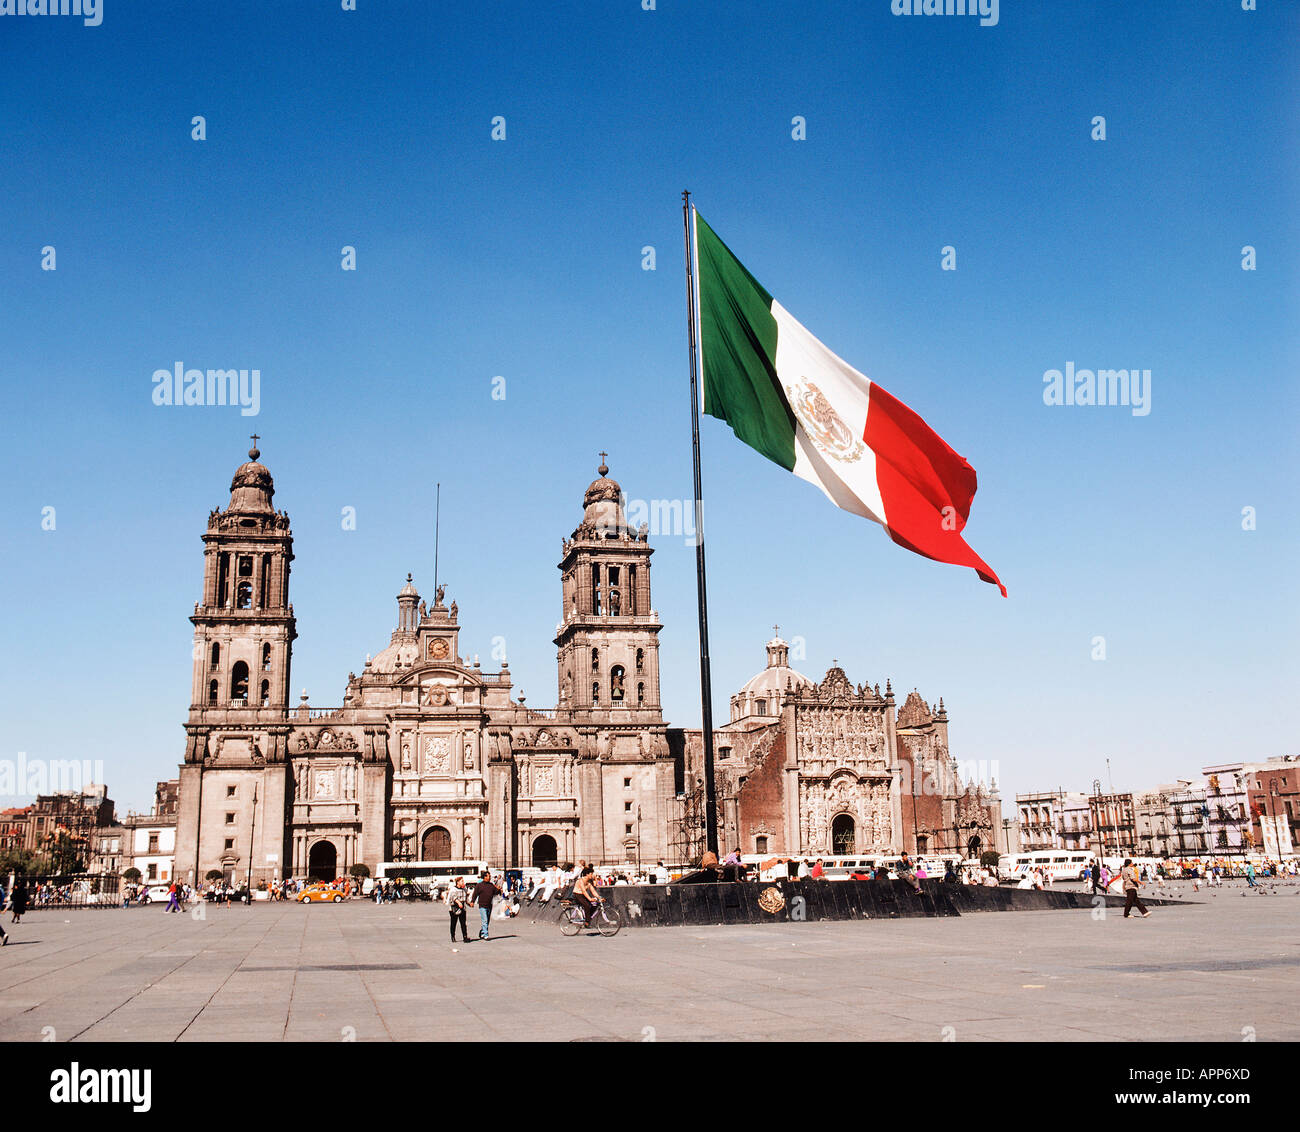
(122, 867, 142, 883)
(348, 863, 370, 879)
(980, 850, 1001, 869)
(0, 848, 40, 876)
(205, 870, 223, 882)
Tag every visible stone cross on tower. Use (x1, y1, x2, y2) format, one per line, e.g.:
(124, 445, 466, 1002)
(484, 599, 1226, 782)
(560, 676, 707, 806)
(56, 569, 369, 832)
(598, 451, 609, 476)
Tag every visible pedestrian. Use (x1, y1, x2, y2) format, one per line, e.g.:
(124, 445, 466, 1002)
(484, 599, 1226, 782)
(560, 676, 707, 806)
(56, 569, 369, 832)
(1246, 861, 1257, 888)
(165, 881, 181, 914)
(9, 878, 28, 924)
(1116, 858, 1150, 919)
(471, 870, 501, 940)
(0, 881, 8, 945)
(446, 877, 470, 943)
(1090, 859, 1102, 895)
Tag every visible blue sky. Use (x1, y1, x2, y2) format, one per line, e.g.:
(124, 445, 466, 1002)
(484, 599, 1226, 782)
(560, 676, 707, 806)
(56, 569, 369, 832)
(1, 0, 1296, 814)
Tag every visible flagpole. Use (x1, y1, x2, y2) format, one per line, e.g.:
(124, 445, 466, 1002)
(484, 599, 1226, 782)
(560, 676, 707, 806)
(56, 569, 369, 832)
(682, 189, 719, 857)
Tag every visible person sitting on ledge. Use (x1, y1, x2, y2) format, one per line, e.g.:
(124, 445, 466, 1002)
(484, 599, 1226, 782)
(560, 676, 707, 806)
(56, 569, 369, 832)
(897, 853, 923, 894)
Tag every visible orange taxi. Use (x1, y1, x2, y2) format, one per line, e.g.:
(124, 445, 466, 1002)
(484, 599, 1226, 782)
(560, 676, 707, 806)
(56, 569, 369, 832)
(298, 884, 345, 904)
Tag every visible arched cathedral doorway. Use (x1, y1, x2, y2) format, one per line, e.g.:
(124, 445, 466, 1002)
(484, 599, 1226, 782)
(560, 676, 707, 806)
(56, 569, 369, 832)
(832, 814, 856, 855)
(532, 835, 558, 870)
(422, 826, 452, 861)
(308, 840, 337, 882)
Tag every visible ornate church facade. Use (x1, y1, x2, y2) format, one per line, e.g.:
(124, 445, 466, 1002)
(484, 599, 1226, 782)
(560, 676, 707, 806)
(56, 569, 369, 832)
(174, 447, 677, 886)
(174, 445, 998, 886)
(672, 635, 1002, 862)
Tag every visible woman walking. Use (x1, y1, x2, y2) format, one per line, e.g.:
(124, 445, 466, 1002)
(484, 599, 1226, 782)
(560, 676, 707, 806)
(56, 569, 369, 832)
(446, 877, 470, 943)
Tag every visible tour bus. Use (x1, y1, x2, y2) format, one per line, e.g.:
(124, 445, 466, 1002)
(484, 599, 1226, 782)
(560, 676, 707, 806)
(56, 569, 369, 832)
(999, 851, 1096, 884)
(1001, 851, 1168, 885)
(739, 853, 964, 882)
(374, 860, 488, 898)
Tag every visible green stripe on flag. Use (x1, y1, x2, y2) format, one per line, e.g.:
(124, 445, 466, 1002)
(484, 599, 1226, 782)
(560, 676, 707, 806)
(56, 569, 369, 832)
(695, 211, 797, 472)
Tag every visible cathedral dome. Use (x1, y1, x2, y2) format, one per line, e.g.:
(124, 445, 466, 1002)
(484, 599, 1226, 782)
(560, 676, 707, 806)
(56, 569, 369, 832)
(732, 632, 812, 721)
(580, 455, 627, 536)
(739, 633, 813, 698)
(227, 442, 275, 514)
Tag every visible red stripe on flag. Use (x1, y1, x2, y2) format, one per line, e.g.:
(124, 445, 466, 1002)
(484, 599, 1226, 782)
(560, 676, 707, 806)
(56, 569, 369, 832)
(864, 382, 1006, 596)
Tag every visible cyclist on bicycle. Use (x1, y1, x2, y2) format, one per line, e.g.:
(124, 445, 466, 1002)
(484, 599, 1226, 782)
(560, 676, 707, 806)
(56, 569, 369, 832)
(572, 866, 600, 925)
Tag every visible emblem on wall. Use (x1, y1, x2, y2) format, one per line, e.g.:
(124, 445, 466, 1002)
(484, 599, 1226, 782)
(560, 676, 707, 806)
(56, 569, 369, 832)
(424, 736, 450, 774)
(757, 887, 786, 915)
(314, 769, 336, 798)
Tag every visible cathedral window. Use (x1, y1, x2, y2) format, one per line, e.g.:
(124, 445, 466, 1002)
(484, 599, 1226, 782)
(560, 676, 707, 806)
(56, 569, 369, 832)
(208, 680, 219, 705)
(757, 701, 767, 716)
(637, 682, 645, 707)
(591, 648, 599, 671)
(238, 555, 253, 577)
(592, 682, 600, 705)
(236, 581, 253, 609)
(210, 643, 220, 669)
(591, 564, 601, 614)
(262, 643, 272, 670)
(230, 661, 249, 704)
(607, 568, 620, 614)
(260, 680, 270, 707)
(226, 785, 236, 797)
(217, 554, 230, 606)
(635, 648, 644, 671)
(610, 666, 625, 702)
(627, 566, 637, 614)
(755, 836, 769, 854)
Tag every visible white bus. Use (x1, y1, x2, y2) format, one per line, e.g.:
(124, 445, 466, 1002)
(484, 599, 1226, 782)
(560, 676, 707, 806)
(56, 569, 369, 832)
(374, 860, 488, 897)
(740, 853, 965, 882)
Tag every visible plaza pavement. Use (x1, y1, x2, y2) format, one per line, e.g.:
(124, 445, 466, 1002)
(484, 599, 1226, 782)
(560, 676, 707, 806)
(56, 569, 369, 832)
(1, 881, 1297, 1042)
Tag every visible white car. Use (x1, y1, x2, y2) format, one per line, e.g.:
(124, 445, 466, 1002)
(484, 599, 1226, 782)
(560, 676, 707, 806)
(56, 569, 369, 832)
(139, 884, 174, 904)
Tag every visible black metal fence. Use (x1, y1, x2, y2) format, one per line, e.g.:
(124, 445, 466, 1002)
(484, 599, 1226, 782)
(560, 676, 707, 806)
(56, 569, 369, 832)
(7, 873, 122, 910)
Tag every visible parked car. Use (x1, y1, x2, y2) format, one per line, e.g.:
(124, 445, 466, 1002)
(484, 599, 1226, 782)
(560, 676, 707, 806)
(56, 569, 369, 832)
(299, 885, 344, 904)
(139, 884, 172, 904)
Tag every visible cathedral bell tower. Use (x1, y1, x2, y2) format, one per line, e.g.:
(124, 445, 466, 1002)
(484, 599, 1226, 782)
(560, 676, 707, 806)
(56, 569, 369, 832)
(176, 440, 296, 888)
(188, 439, 297, 728)
(554, 456, 661, 714)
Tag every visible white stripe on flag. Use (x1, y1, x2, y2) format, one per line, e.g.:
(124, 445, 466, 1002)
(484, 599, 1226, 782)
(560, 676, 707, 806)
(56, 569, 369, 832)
(770, 300, 887, 527)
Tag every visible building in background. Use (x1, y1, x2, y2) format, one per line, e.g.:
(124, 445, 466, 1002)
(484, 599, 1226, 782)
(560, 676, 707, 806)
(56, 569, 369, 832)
(123, 782, 179, 884)
(673, 635, 1001, 860)
(1247, 757, 1299, 858)
(1203, 763, 1251, 855)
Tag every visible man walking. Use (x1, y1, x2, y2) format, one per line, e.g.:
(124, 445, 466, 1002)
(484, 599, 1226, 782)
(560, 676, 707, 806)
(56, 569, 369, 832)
(1114, 858, 1150, 918)
(472, 871, 501, 941)
(165, 881, 181, 913)
(1090, 859, 1102, 895)
(446, 877, 470, 943)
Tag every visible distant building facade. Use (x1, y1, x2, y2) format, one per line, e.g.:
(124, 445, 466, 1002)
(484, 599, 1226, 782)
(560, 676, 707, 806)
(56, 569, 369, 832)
(674, 635, 1001, 860)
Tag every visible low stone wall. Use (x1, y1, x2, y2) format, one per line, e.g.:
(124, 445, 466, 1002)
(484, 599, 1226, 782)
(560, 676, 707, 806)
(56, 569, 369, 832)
(522, 879, 1189, 928)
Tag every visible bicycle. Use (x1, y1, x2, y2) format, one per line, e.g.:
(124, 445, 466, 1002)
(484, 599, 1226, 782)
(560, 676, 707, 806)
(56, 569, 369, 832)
(559, 896, 621, 937)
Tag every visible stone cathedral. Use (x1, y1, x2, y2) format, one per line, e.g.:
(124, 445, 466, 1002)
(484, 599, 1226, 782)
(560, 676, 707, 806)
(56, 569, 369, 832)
(174, 445, 1000, 887)
(174, 446, 677, 886)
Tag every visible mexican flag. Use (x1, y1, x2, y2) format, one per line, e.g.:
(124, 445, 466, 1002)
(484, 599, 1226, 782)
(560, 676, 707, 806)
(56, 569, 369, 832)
(692, 208, 1006, 596)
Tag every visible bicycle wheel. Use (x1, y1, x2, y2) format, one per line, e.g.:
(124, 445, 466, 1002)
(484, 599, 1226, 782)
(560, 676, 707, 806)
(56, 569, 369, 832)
(596, 905, 621, 937)
(559, 906, 582, 936)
